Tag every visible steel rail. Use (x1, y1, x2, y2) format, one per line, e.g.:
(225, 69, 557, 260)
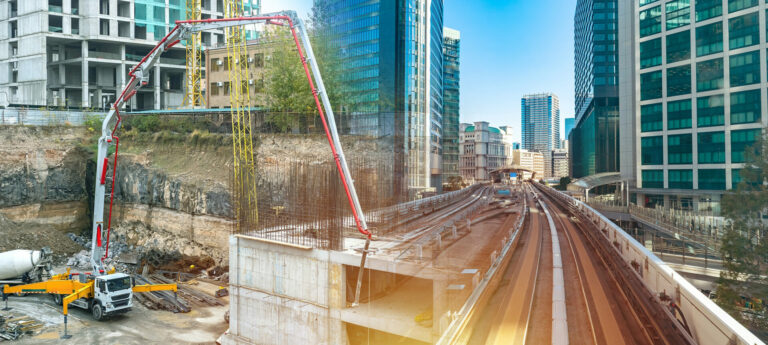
(535, 183, 695, 345)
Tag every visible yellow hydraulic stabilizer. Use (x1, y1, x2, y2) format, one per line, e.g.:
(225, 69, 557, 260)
(132, 283, 178, 293)
(225, 0, 259, 233)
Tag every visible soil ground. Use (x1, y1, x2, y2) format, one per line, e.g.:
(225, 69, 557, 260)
(0, 215, 82, 263)
(3, 292, 228, 345)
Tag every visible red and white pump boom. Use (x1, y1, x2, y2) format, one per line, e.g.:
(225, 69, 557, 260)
(91, 11, 373, 299)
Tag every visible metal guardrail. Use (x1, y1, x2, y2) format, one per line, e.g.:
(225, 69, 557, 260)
(589, 200, 725, 255)
(0, 108, 103, 126)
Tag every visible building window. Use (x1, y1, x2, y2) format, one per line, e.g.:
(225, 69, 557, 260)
(640, 0, 660, 6)
(729, 12, 759, 50)
(728, 0, 757, 13)
(642, 136, 664, 165)
(731, 128, 761, 163)
(642, 170, 664, 188)
(640, 6, 662, 37)
(731, 89, 761, 124)
(729, 50, 760, 87)
(666, 30, 690, 63)
(696, 22, 723, 56)
(696, 0, 722, 21)
(698, 131, 726, 163)
(640, 38, 662, 69)
(641, 70, 663, 100)
(668, 99, 692, 130)
(696, 58, 724, 91)
(697, 94, 725, 127)
(641, 103, 663, 132)
(732, 168, 743, 186)
(668, 134, 693, 164)
(669, 169, 693, 189)
(667, 64, 691, 96)
(698, 169, 725, 190)
(731, 168, 761, 188)
(666, 0, 690, 29)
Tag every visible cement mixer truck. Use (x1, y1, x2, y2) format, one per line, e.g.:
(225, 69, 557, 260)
(0, 248, 52, 285)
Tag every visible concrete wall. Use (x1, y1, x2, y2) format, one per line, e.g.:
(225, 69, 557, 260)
(221, 235, 347, 345)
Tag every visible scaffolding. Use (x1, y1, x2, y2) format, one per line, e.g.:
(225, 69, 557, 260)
(183, 0, 204, 108)
(225, 0, 258, 233)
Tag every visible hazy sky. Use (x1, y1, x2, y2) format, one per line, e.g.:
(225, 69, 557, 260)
(262, 0, 577, 143)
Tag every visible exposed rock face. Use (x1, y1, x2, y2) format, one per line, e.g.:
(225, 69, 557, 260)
(114, 159, 232, 218)
(109, 157, 233, 263)
(0, 126, 90, 230)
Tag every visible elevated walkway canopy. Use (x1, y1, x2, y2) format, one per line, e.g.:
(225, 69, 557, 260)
(567, 172, 626, 203)
(489, 165, 537, 181)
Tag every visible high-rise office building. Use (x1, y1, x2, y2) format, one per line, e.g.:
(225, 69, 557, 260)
(442, 27, 460, 182)
(571, 0, 621, 179)
(323, 0, 444, 194)
(627, 0, 767, 214)
(0, 0, 259, 110)
(565, 117, 575, 139)
(521, 93, 560, 176)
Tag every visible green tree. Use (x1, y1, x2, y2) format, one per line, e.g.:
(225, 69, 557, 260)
(717, 130, 768, 330)
(262, 2, 349, 132)
(556, 177, 572, 191)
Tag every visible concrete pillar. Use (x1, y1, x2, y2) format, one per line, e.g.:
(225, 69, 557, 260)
(81, 41, 89, 108)
(154, 65, 161, 109)
(58, 51, 66, 107)
(432, 279, 449, 341)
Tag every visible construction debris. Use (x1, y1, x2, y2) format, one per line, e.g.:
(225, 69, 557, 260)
(150, 274, 225, 307)
(0, 313, 44, 341)
(132, 274, 190, 313)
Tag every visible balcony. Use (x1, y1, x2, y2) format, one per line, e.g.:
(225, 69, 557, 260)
(49, 26, 63, 33)
(48, 5, 62, 13)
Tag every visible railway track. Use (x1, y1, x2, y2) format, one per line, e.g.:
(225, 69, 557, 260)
(386, 186, 492, 240)
(534, 183, 695, 345)
(469, 186, 546, 345)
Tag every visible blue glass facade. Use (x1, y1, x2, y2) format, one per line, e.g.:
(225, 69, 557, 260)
(442, 28, 460, 181)
(572, 0, 620, 179)
(565, 118, 575, 139)
(323, 0, 444, 192)
(522, 93, 560, 153)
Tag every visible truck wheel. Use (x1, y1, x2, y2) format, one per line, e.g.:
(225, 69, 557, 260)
(52, 294, 62, 306)
(91, 302, 104, 321)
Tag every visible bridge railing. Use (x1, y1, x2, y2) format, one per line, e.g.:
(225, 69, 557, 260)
(589, 199, 725, 255)
(550, 187, 763, 345)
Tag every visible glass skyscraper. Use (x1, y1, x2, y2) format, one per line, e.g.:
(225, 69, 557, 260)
(322, 0, 444, 194)
(442, 28, 461, 181)
(522, 93, 560, 177)
(631, 0, 767, 214)
(572, 0, 621, 179)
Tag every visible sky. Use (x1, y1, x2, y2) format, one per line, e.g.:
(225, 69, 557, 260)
(262, 0, 577, 143)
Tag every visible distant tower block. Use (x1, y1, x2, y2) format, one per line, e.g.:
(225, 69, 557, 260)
(183, 0, 204, 108)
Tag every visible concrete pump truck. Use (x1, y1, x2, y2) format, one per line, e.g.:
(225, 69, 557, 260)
(1, 10, 375, 338)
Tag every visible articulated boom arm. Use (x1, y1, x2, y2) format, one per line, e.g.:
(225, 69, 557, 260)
(90, 11, 372, 276)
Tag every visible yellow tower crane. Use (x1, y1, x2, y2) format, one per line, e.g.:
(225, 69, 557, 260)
(183, 0, 204, 108)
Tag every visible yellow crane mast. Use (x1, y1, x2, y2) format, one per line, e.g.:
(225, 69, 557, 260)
(225, 0, 259, 232)
(183, 0, 205, 108)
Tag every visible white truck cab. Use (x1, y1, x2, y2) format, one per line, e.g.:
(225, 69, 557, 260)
(65, 273, 133, 320)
